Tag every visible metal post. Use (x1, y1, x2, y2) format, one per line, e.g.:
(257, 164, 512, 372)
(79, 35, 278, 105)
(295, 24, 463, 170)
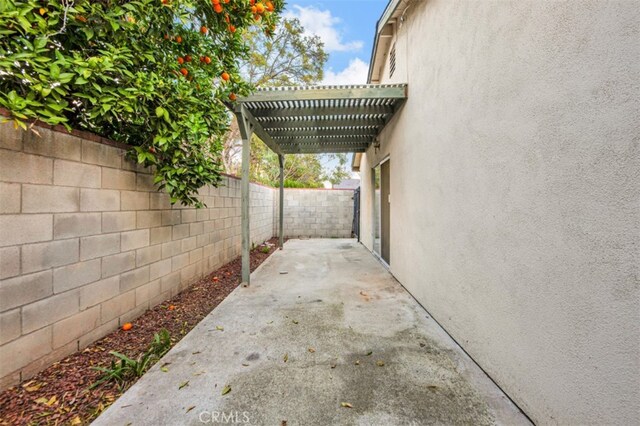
(278, 154, 284, 249)
(236, 110, 252, 286)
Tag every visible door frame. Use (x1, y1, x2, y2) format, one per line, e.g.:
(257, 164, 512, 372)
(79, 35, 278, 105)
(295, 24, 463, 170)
(371, 155, 390, 268)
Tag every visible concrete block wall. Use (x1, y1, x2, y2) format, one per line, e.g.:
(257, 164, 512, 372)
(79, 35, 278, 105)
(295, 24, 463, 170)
(0, 123, 275, 388)
(282, 189, 355, 238)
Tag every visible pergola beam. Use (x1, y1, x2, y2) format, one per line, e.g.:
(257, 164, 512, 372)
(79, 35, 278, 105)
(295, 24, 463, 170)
(260, 118, 386, 129)
(240, 85, 406, 102)
(281, 146, 368, 154)
(250, 105, 394, 118)
(269, 128, 379, 137)
(236, 104, 283, 156)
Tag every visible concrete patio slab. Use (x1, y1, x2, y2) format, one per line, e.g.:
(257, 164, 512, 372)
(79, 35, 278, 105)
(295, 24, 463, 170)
(94, 239, 530, 425)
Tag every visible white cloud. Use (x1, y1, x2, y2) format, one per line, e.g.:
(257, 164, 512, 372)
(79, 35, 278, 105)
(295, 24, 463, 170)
(284, 5, 363, 52)
(322, 58, 369, 85)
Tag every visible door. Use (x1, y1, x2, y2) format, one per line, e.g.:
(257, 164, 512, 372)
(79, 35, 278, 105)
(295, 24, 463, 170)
(380, 159, 390, 265)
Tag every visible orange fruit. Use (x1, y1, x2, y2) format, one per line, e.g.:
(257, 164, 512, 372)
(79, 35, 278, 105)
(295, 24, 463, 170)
(161, 0, 169, 4)
(225, 14, 230, 23)
(221, 72, 230, 81)
(228, 24, 236, 33)
(250, 0, 255, 4)
(223, 0, 230, 3)
(177, 56, 184, 64)
(250, 5, 257, 13)
(212, 0, 220, 3)
(168, 305, 176, 311)
(204, 56, 211, 64)
(214, 3, 223, 12)
(229, 93, 237, 101)
(175, 35, 182, 43)
(185, 55, 192, 62)
(255, 3, 265, 13)
(122, 323, 133, 331)
(201, 26, 208, 34)
(254, 14, 261, 21)
(266, 1, 274, 12)
(180, 68, 188, 76)
(213, 276, 219, 282)
(164, 34, 170, 40)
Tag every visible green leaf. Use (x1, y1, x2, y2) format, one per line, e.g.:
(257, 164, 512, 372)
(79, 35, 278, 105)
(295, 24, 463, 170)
(221, 385, 231, 395)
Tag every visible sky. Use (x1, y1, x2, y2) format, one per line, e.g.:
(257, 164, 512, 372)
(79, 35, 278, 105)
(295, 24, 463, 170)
(282, 0, 390, 85)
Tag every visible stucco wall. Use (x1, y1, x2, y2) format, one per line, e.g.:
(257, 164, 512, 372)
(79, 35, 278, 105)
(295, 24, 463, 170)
(360, 0, 639, 424)
(282, 189, 354, 238)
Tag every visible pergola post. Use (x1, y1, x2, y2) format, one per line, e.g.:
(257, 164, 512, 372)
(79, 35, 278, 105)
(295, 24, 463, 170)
(236, 110, 252, 286)
(278, 154, 284, 249)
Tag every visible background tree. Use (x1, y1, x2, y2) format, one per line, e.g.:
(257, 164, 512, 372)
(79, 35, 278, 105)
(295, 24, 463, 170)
(223, 18, 353, 187)
(0, 0, 284, 206)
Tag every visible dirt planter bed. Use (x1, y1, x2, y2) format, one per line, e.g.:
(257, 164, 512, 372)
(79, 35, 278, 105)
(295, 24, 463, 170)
(0, 238, 281, 425)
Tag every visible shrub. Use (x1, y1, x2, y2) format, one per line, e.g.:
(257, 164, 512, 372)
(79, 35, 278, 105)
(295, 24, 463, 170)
(0, 0, 282, 206)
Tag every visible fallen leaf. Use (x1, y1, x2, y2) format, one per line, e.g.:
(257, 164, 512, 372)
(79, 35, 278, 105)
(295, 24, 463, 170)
(359, 291, 368, 296)
(186, 406, 196, 413)
(215, 326, 224, 331)
(45, 395, 57, 406)
(221, 385, 231, 395)
(281, 421, 287, 426)
(376, 360, 385, 367)
(308, 348, 316, 353)
(193, 371, 206, 376)
(161, 367, 169, 373)
(330, 363, 337, 369)
(366, 351, 373, 356)
(161, 362, 172, 368)
(242, 363, 250, 367)
(24, 382, 43, 392)
(292, 320, 298, 325)
(283, 353, 288, 363)
(427, 385, 438, 391)
(70, 415, 82, 425)
(354, 360, 360, 365)
(35, 397, 49, 405)
(192, 351, 201, 355)
(340, 402, 353, 408)
(179, 381, 190, 390)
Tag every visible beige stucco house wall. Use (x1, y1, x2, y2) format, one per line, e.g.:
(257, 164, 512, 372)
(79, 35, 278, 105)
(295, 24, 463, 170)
(358, 0, 639, 424)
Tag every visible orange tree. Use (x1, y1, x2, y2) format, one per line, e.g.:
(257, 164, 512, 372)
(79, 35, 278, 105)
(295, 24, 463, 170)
(0, 0, 283, 206)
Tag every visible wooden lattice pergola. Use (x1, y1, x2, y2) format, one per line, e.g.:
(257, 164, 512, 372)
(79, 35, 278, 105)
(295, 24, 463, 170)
(234, 84, 407, 284)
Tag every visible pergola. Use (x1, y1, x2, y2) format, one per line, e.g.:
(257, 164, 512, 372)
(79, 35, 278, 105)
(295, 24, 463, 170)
(234, 84, 407, 284)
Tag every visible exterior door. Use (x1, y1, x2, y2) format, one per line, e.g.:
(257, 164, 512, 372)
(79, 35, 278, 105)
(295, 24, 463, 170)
(381, 159, 390, 265)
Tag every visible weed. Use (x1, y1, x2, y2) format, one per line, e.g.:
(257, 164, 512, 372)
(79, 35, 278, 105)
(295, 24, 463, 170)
(260, 246, 271, 254)
(91, 329, 171, 389)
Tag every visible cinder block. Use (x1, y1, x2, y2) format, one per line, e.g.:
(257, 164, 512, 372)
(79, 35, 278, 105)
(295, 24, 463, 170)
(181, 236, 197, 252)
(0, 149, 52, 184)
(80, 276, 119, 310)
(135, 279, 160, 306)
(53, 160, 101, 188)
(137, 210, 161, 229)
(0, 246, 20, 280)
(0, 182, 20, 214)
(52, 305, 100, 348)
(102, 167, 136, 190)
(0, 308, 21, 345)
(136, 174, 156, 192)
(120, 266, 149, 292)
(121, 190, 150, 211)
(149, 258, 172, 281)
(181, 210, 196, 223)
(80, 233, 120, 261)
(23, 130, 81, 161)
(102, 211, 136, 232)
(180, 263, 196, 283)
(53, 259, 101, 293)
(162, 210, 181, 226)
(54, 213, 101, 239)
(19, 339, 76, 385)
(22, 239, 79, 274)
(189, 222, 204, 236)
(80, 188, 120, 212)
(122, 157, 151, 174)
(119, 303, 148, 325)
(22, 184, 79, 213)
(160, 271, 180, 294)
(102, 251, 135, 278)
(81, 139, 122, 168)
(136, 245, 161, 267)
(0, 270, 52, 312)
(150, 226, 172, 245)
(172, 224, 190, 240)
(121, 229, 149, 251)
(22, 290, 79, 334)
(196, 234, 209, 248)
(171, 253, 190, 271)
(150, 192, 171, 210)
(189, 248, 203, 264)
(100, 291, 135, 323)
(161, 240, 181, 259)
(196, 209, 209, 222)
(0, 123, 23, 151)
(0, 326, 52, 378)
(78, 318, 117, 350)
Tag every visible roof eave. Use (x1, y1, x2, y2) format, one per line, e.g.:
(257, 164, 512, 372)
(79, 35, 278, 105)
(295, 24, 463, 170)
(367, 0, 403, 84)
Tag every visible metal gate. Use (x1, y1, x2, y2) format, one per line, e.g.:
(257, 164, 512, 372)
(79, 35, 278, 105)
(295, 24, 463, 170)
(352, 187, 360, 241)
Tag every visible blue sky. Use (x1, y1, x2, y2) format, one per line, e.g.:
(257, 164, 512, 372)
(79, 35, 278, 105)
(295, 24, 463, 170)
(283, 0, 389, 85)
